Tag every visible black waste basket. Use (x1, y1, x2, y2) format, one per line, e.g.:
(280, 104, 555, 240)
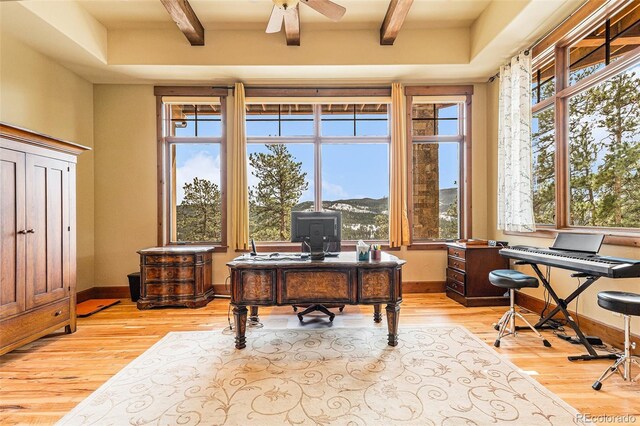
(127, 272, 141, 302)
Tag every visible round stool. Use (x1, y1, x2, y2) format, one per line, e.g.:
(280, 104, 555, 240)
(488, 270, 551, 348)
(592, 291, 640, 391)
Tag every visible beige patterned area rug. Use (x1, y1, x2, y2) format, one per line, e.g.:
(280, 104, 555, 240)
(58, 327, 586, 426)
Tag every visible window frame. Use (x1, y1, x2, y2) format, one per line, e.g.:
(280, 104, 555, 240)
(246, 103, 391, 245)
(514, 0, 640, 246)
(155, 86, 228, 250)
(405, 86, 473, 250)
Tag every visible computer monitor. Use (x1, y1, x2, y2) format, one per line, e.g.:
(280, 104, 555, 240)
(291, 211, 341, 260)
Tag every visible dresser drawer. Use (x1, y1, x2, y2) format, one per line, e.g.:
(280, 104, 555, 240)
(446, 279, 465, 296)
(145, 283, 194, 297)
(0, 298, 70, 344)
(448, 256, 466, 272)
(143, 266, 195, 282)
(447, 247, 466, 260)
(446, 267, 466, 284)
(144, 254, 194, 265)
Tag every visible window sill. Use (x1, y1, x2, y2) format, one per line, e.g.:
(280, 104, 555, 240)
(503, 228, 640, 248)
(406, 242, 448, 250)
(166, 243, 228, 253)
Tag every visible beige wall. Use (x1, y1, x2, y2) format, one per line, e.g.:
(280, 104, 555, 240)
(92, 84, 490, 287)
(0, 33, 95, 291)
(486, 79, 640, 332)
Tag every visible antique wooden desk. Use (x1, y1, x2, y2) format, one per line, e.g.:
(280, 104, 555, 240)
(227, 252, 405, 349)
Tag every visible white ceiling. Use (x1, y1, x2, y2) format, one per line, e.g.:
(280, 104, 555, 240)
(0, 0, 586, 84)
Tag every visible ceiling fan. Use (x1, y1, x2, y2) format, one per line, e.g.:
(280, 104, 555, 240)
(266, 0, 346, 34)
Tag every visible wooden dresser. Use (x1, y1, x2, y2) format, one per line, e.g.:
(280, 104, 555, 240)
(137, 246, 216, 309)
(445, 243, 510, 307)
(0, 123, 89, 355)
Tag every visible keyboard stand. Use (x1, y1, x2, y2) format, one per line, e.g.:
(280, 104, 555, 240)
(525, 263, 618, 362)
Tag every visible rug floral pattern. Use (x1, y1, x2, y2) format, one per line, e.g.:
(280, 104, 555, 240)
(58, 327, 585, 425)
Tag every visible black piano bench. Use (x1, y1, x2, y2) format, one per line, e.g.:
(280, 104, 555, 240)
(592, 291, 640, 391)
(488, 270, 552, 349)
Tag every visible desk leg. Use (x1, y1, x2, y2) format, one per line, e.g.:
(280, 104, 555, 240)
(249, 306, 260, 323)
(386, 302, 401, 347)
(373, 304, 382, 323)
(233, 305, 248, 349)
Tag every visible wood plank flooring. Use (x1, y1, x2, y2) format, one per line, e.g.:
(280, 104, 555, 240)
(1, 293, 639, 425)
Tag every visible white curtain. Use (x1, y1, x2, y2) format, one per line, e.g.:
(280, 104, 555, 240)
(497, 52, 535, 232)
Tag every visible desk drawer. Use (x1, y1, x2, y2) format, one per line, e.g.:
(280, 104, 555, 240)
(239, 270, 276, 304)
(447, 256, 466, 272)
(359, 269, 393, 303)
(447, 278, 465, 296)
(282, 270, 352, 304)
(446, 267, 466, 284)
(447, 247, 466, 260)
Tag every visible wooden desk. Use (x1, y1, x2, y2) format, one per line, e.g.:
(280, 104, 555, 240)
(227, 252, 405, 349)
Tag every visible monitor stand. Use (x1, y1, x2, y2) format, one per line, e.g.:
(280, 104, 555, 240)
(309, 223, 325, 261)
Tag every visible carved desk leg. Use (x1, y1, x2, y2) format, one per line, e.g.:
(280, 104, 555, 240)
(373, 304, 382, 323)
(386, 302, 401, 347)
(248, 306, 261, 327)
(233, 305, 248, 349)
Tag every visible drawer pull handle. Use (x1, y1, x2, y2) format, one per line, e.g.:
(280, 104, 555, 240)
(17, 229, 27, 234)
(54, 310, 63, 316)
(26, 229, 35, 234)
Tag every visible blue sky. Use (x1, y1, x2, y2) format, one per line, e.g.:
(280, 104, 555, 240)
(172, 108, 460, 204)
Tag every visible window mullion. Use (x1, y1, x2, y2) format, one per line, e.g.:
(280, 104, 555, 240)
(314, 105, 322, 211)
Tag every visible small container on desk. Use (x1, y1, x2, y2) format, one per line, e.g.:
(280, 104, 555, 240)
(357, 245, 370, 261)
(371, 245, 382, 261)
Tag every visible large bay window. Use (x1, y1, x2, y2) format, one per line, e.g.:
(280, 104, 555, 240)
(156, 89, 227, 247)
(245, 102, 390, 243)
(527, 0, 640, 242)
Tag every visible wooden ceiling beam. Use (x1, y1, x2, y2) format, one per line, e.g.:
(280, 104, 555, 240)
(380, 0, 414, 46)
(284, 6, 301, 46)
(160, 0, 205, 46)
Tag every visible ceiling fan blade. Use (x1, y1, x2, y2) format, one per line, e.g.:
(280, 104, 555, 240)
(301, 0, 346, 22)
(283, 6, 300, 46)
(266, 5, 285, 33)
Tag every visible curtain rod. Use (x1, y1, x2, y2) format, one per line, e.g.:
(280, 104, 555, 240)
(486, 0, 599, 84)
(487, 49, 530, 83)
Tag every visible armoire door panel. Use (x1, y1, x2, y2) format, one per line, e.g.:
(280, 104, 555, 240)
(0, 149, 26, 319)
(25, 155, 70, 309)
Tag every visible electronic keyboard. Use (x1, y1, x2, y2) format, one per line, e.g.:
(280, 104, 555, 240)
(500, 245, 640, 278)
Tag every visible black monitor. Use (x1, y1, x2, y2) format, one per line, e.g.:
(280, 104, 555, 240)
(291, 211, 341, 260)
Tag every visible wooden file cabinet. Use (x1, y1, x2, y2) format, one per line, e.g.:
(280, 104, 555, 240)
(445, 243, 509, 307)
(137, 246, 216, 309)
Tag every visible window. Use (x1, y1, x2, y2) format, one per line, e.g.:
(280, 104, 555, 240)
(531, 106, 556, 225)
(157, 93, 227, 246)
(568, 63, 640, 228)
(531, 58, 556, 105)
(569, 2, 640, 85)
(523, 0, 640, 241)
(245, 103, 390, 242)
(407, 92, 472, 243)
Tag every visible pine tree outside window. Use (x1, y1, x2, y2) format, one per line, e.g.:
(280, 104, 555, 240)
(522, 0, 640, 241)
(160, 97, 226, 245)
(245, 103, 390, 243)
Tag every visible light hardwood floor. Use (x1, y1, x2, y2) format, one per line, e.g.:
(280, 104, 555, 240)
(1, 293, 639, 425)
